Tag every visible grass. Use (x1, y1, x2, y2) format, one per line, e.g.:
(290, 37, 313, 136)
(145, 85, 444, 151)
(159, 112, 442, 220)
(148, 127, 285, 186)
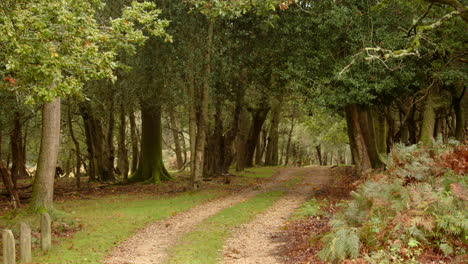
(230, 166, 280, 178)
(291, 198, 326, 220)
(1, 190, 220, 264)
(167, 190, 284, 264)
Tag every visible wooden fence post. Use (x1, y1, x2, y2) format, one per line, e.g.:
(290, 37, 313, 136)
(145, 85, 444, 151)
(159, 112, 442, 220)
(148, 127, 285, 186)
(41, 213, 52, 251)
(20, 222, 32, 263)
(2, 229, 16, 264)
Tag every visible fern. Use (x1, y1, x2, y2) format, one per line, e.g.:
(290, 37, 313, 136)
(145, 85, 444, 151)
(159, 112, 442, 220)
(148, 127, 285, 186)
(318, 227, 360, 262)
(318, 142, 467, 262)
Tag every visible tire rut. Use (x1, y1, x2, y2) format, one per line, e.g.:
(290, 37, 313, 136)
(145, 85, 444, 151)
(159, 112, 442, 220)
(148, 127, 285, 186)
(222, 167, 333, 264)
(104, 167, 310, 264)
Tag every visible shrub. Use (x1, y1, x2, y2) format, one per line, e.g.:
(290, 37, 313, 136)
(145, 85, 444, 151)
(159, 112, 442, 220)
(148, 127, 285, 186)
(318, 142, 468, 263)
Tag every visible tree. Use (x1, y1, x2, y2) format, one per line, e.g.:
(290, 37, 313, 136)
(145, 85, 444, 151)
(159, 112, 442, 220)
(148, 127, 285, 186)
(0, 0, 170, 212)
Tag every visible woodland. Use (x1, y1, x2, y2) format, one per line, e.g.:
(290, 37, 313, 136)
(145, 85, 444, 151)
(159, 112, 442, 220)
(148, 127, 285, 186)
(0, 0, 467, 263)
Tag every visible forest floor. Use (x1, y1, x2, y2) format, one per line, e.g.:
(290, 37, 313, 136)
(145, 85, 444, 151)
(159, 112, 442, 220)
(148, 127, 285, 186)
(105, 166, 354, 264)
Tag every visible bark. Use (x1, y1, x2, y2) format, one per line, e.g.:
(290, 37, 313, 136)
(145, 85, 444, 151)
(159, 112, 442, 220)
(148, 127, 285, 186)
(107, 95, 116, 178)
(168, 106, 184, 170)
(264, 98, 282, 166)
(372, 110, 387, 156)
(420, 86, 438, 146)
(0, 161, 20, 209)
(187, 64, 197, 180)
(10, 112, 28, 187)
(68, 107, 81, 190)
(129, 111, 139, 174)
(117, 103, 129, 180)
(203, 102, 224, 177)
(345, 104, 373, 175)
(316, 145, 322, 165)
(80, 103, 115, 182)
(236, 109, 251, 171)
(452, 86, 466, 141)
(30, 97, 61, 213)
(131, 105, 171, 183)
(191, 19, 214, 190)
(0, 124, 2, 161)
(254, 129, 267, 166)
(284, 117, 295, 166)
(244, 107, 270, 168)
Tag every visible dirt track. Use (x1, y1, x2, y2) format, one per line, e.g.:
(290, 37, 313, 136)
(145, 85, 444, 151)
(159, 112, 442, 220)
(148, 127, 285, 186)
(105, 166, 335, 264)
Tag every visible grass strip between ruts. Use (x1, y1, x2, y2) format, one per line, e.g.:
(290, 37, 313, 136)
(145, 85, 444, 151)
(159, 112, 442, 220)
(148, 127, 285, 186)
(31, 190, 220, 264)
(167, 190, 284, 264)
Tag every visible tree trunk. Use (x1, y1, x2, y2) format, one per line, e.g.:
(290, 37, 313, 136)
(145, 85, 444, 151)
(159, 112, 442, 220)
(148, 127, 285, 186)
(203, 102, 224, 177)
(254, 129, 266, 166)
(106, 95, 116, 180)
(68, 106, 81, 190)
(131, 105, 171, 183)
(316, 145, 322, 165)
(80, 104, 115, 182)
(372, 110, 387, 157)
(345, 104, 373, 175)
(236, 109, 251, 172)
(420, 86, 438, 146)
(0, 161, 20, 209)
(453, 86, 466, 141)
(129, 111, 139, 174)
(264, 98, 282, 166)
(187, 66, 198, 180)
(168, 106, 184, 170)
(10, 112, 28, 187)
(284, 117, 295, 166)
(30, 97, 61, 213)
(244, 107, 270, 168)
(191, 19, 214, 190)
(117, 103, 129, 180)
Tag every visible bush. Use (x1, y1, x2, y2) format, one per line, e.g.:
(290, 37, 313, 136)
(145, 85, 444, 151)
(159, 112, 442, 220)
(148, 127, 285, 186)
(318, 142, 468, 263)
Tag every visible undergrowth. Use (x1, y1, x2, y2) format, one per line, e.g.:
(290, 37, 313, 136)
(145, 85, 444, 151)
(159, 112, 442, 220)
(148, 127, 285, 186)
(319, 141, 467, 263)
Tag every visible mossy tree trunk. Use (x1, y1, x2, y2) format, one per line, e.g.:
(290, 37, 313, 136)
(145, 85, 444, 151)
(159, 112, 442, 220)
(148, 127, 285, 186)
(420, 86, 438, 146)
(372, 109, 387, 157)
(131, 105, 171, 183)
(30, 97, 61, 213)
(345, 104, 374, 175)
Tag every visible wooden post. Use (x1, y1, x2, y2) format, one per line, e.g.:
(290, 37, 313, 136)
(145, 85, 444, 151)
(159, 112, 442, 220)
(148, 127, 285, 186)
(20, 223, 32, 263)
(2, 229, 16, 264)
(41, 213, 51, 251)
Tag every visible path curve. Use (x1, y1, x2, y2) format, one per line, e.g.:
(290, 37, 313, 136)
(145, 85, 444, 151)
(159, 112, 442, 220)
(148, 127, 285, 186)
(222, 167, 334, 264)
(104, 167, 311, 264)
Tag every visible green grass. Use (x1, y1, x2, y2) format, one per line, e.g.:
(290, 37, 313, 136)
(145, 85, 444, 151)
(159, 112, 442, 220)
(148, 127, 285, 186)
(167, 190, 284, 264)
(7, 191, 220, 264)
(291, 198, 326, 220)
(230, 166, 280, 178)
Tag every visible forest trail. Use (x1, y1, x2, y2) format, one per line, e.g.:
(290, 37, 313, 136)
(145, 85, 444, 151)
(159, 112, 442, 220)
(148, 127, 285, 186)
(104, 166, 335, 264)
(222, 166, 334, 264)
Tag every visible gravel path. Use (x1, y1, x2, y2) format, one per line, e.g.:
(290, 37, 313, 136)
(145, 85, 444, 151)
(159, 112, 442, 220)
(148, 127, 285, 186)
(104, 167, 311, 264)
(222, 167, 334, 264)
